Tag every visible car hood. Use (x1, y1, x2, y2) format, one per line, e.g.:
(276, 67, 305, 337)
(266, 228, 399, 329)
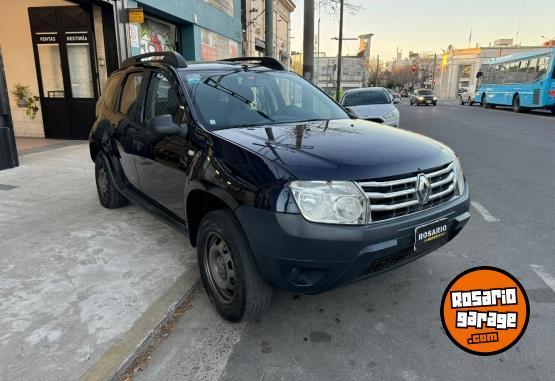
(212, 119, 455, 181)
(349, 104, 395, 118)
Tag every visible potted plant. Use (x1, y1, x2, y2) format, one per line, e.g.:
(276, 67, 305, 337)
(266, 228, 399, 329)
(25, 96, 40, 120)
(11, 83, 30, 107)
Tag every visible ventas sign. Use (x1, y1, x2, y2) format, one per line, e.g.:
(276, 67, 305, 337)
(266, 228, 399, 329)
(127, 8, 144, 24)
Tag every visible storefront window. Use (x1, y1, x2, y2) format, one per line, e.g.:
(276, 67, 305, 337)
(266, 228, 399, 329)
(36, 34, 64, 98)
(66, 32, 94, 98)
(200, 28, 239, 61)
(204, 0, 234, 17)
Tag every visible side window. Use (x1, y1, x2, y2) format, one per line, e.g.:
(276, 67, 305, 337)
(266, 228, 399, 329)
(516, 60, 529, 83)
(526, 59, 538, 82)
(119, 72, 144, 118)
(144, 72, 182, 123)
(102, 72, 123, 110)
(537, 56, 550, 79)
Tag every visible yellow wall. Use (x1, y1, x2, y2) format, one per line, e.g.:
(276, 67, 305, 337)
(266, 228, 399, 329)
(0, 0, 71, 137)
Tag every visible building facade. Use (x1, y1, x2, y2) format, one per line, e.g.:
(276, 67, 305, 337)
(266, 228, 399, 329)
(0, 0, 242, 140)
(434, 45, 547, 98)
(243, 0, 295, 65)
(314, 55, 365, 96)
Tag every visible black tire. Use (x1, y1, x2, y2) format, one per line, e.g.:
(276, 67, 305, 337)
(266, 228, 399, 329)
(460, 96, 465, 105)
(513, 94, 523, 113)
(95, 152, 128, 209)
(468, 97, 473, 106)
(409, 99, 413, 105)
(197, 209, 272, 322)
(433, 102, 437, 106)
(551, 109, 555, 115)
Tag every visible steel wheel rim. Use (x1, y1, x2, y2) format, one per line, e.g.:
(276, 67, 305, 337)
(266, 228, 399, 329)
(204, 232, 235, 304)
(98, 165, 109, 198)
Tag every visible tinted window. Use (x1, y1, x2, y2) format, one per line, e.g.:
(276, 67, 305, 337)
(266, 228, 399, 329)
(119, 72, 143, 117)
(343, 90, 391, 106)
(144, 72, 182, 123)
(102, 72, 123, 110)
(181, 70, 347, 129)
(417, 89, 433, 95)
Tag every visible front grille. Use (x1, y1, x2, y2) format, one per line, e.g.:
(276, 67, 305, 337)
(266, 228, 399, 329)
(533, 89, 540, 105)
(357, 162, 456, 222)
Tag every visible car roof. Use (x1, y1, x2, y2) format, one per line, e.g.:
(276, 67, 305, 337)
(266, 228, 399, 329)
(345, 87, 387, 93)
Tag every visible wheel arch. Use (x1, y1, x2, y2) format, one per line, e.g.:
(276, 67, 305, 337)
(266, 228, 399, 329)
(185, 185, 240, 247)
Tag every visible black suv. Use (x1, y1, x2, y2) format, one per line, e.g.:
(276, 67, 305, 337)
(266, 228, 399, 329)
(90, 52, 470, 322)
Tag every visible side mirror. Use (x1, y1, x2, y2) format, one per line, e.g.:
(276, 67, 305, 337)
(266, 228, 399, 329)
(476, 71, 483, 78)
(148, 114, 183, 136)
(393, 98, 400, 104)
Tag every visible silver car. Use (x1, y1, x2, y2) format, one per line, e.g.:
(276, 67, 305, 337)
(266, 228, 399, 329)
(340, 87, 400, 127)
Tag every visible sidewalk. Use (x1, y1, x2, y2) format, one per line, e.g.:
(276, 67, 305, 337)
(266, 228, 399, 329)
(0, 145, 198, 380)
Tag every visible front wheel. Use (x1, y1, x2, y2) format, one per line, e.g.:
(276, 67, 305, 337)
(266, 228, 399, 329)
(197, 209, 273, 322)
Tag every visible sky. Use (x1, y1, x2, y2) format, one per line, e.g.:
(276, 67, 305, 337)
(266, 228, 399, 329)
(290, 0, 555, 61)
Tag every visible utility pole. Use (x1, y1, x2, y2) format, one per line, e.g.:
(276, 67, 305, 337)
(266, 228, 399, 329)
(374, 54, 380, 86)
(335, 0, 344, 101)
(265, 0, 274, 57)
(431, 53, 437, 91)
(303, 0, 315, 80)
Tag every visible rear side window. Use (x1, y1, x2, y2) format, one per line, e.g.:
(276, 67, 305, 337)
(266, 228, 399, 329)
(119, 72, 144, 117)
(101, 72, 123, 110)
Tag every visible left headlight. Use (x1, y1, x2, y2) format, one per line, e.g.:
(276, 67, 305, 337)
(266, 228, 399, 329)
(383, 109, 398, 119)
(454, 157, 466, 196)
(289, 181, 369, 225)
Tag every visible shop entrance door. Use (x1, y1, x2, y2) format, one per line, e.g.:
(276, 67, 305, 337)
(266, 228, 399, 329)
(29, 6, 98, 139)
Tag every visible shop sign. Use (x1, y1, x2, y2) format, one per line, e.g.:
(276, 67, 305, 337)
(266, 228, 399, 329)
(66, 33, 89, 43)
(127, 8, 144, 23)
(37, 34, 58, 44)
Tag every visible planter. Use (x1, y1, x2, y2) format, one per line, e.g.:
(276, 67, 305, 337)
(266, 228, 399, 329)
(16, 98, 29, 107)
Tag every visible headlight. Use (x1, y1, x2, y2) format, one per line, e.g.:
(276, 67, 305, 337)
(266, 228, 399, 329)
(383, 110, 398, 119)
(454, 157, 466, 196)
(418, 96, 424, 100)
(290, 181, 369, 225)
(433, 96, 437, 100)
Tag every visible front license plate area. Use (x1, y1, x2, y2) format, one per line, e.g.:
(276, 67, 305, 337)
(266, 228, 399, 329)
(414, 218, 449, 252)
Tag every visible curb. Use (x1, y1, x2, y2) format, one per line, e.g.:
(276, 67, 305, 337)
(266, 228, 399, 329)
(80, 269, 200, 381)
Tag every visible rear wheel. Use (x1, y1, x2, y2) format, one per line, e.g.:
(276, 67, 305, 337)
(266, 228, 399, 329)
(197, 209, 272, 322)
(460, 96, 465, 105)
(513, 94, 523, 113)
(95, 152, 128, 209)
(551, 109, 555, 114)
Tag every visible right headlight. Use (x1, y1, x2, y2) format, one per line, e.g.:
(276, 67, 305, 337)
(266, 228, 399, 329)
(289, 181, 369, 225)
(454, 157, 466, 196)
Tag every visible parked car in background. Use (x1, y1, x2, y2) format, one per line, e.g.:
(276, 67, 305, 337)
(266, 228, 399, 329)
(385, 88, 402, 103)
(341, 87, 400, 127)
(410, 89, 437, 106)
(90, 52, 470, 322)
(460, 87, 476, 106)
(457, 87, 468, 97)
(400, 90, 409, 97)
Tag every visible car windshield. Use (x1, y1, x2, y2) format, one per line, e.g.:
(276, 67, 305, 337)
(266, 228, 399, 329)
(417, 89, 433, 95)
(342, 90, 391, 106)
(180, 69, 348, 129)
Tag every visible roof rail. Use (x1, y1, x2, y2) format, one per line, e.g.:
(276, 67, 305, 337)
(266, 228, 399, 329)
(121, 51, 188, 69)
(219, 57, 286, 71)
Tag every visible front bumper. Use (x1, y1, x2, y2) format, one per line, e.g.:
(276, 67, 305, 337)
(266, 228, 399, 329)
(415, 98, 436, 104)
(235, 187, 470, 294)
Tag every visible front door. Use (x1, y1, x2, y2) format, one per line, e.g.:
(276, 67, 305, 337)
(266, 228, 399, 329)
(29, 6, 98, 139)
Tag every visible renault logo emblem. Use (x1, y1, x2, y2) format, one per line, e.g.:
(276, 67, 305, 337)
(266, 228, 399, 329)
(416, 174, 432, 204)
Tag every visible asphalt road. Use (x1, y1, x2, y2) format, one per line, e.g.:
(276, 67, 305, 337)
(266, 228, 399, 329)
(135, 100, 555, 381)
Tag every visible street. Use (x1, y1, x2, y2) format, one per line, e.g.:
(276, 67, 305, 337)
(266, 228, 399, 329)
(129, 101, 555, 381)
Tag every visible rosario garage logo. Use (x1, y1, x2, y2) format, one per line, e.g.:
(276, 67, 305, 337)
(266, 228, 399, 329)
(440, 267, 529, 355)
